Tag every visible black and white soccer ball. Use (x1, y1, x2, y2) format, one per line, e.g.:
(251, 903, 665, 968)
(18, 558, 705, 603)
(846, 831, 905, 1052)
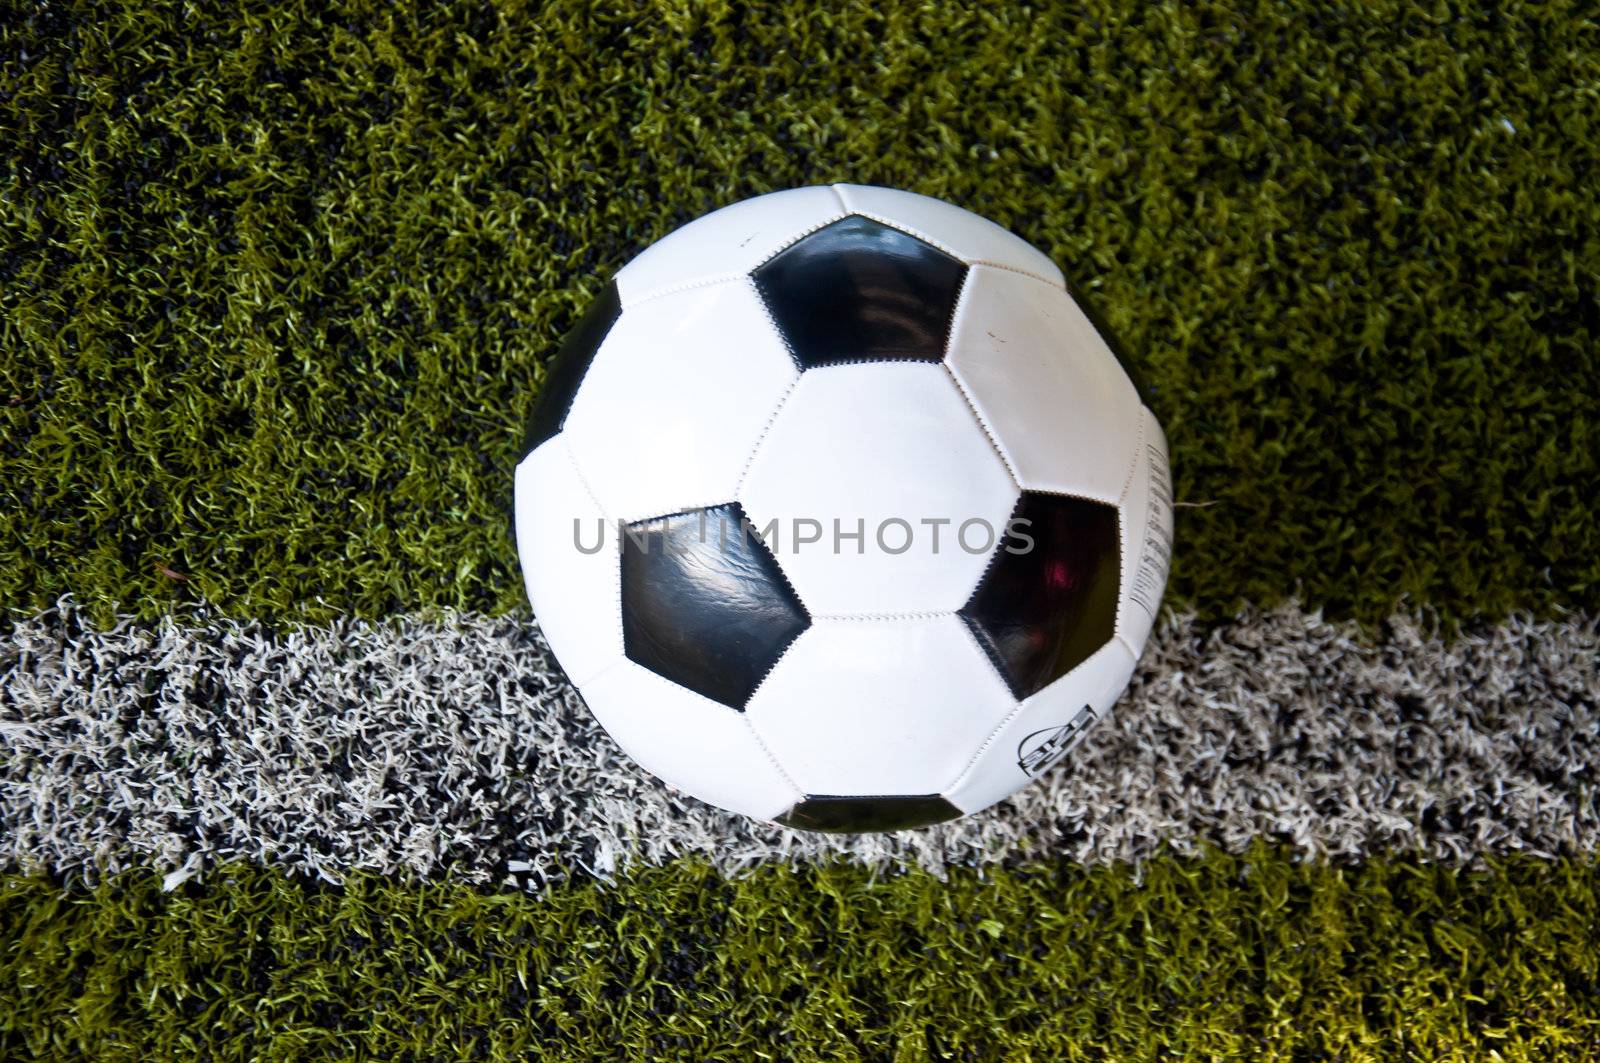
(515, 185, 1171, 833)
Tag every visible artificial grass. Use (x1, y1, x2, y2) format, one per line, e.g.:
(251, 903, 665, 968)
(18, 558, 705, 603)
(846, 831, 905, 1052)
(2, 846, 1597, 1061)
(2, 0, 1597, 630)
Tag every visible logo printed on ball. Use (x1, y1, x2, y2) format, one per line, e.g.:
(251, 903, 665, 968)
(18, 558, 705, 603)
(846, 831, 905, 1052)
(1015, 704, 1100, 777)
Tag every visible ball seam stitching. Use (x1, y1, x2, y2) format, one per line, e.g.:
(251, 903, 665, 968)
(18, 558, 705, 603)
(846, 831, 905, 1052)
(971, 260, 1068, 290)
(944, 618, 1032, 795)
(731, 370, 803, 501)
(942, 360, 1021, 492)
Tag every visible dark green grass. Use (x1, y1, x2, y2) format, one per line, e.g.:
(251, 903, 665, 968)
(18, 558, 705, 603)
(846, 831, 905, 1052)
(3, 847, 1597, 1061)
(3, 0, 1598, 629)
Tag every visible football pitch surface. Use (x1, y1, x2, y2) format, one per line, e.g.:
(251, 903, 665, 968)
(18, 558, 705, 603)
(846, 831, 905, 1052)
(2, 1, 1597, 1058)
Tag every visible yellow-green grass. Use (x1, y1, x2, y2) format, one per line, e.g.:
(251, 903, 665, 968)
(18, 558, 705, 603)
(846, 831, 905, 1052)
(5, 1, 1599, 1056)
(3, 847, 1598, 1061)
(3, 0, 1596, 630)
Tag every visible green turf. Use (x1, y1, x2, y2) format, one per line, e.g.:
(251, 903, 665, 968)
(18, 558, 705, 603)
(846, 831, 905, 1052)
(3, 0, 1596, 629)
(2, 847, 1596, 1061)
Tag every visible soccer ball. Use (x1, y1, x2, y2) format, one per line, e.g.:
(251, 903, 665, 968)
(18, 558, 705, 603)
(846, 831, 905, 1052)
(515, 185, 1171, 832)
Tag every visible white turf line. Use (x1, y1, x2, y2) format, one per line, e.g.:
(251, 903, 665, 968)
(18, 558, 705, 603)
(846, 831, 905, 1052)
(1, 600, 1595, 891)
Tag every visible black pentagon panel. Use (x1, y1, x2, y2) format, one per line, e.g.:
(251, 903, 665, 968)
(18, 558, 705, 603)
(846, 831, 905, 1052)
(959, 492, 1121, 701)
(622, 502, 810, 710)
(753, 215, 968, 368)
(776, 795, 962, 833)
(522, 280, 623, 457)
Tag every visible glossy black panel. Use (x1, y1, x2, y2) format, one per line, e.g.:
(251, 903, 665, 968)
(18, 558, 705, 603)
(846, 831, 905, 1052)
(522, 280, 622, 457)
(959, 492, 1121, 700)
(776, 795, 962, 833)
(1063, 275, 1150, 403)
(753, 215, 967, 368)
(622, 502, 810, 709)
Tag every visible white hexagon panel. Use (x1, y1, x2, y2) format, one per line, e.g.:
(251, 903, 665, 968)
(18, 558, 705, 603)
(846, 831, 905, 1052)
(946, 265, 1143, 504)
(738, 362, 1019, 616)
(562, 277, 798, 523)
(745, 616, 1016, 829)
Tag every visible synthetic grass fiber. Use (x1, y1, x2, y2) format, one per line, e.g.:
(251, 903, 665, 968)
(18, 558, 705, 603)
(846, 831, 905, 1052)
(4, 848, 1599, 1061)
(5, 0, 1600, 1058)
(4, 0, 1597, 629)
(5, 602, 1596, 887)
